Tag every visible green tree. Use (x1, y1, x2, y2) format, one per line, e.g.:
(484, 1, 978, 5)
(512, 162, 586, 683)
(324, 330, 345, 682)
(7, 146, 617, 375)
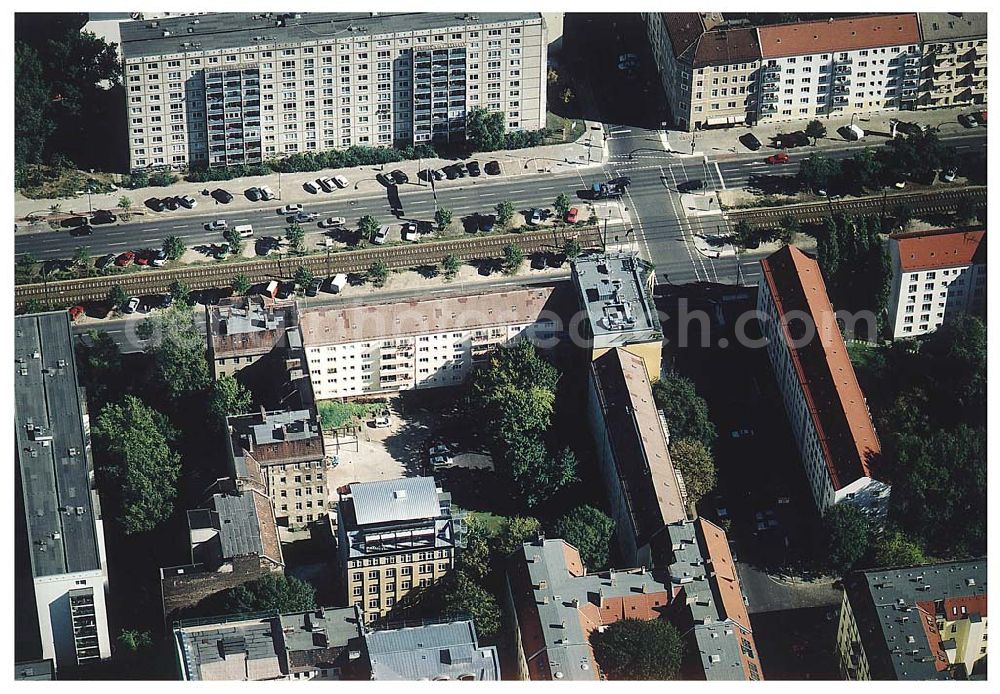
(493, 516, 543, 560)
(232, 273, 252, 296)
(846, 147, 884, 192)
(590, 618, 684, 680)
(368, 259, 389, 287)
(14, 42, 54, 168)
(442, 253, 461, 281)
(502, 243, 524, 275)
(457, 515, 494, 581)
(117, 629, 153, 653)
(16, 252, 39, 279)
(208, 374, 253, 424)
(564, 238, 583, 259)
(471, 340, 560, 404)
(823, 504, 872, 575)
(440, 571, 501, 638)
(495, 200, 516, 228)
(554, 193, 571, 218)
(466, 106, 506, 152)
(893, 203, 913, 231)
(141, 304, 211, 401)
(73, 246, 91, 275)
(798, 152, 839, 192)
(163, 235, 185, 260)
(294, 265, 314, 289)
(805, 119, 827, 144)
(92, 395, 181, 534)
(434, 207, 453, 231)
(168, 279, 191, 305)
(954, 198, 977, 225)
(358, 214, 379, 241)
(652, 373, 717, 449)
(872, 529, 926, 568)
(777, 214, 800, 244)
(117, 195, 133, 220)
(732, 220, 757, 250)
(74, 329, 123, 407)
(550, 505, 615, 570)
(213, 575, 316, 616)
(223, 227, 244, 256)
(669, 438, 716, 506)
(109, 284, 128, 312)
(816, 218, 841, 279)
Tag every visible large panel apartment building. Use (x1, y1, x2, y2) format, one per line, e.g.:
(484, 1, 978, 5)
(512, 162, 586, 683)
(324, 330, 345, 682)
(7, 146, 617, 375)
(119, 12, 546, 171)
(643, 12, 986, 130)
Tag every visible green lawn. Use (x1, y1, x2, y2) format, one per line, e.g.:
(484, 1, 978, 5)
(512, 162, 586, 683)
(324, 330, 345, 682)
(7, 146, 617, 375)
(544, 111, 585, 144)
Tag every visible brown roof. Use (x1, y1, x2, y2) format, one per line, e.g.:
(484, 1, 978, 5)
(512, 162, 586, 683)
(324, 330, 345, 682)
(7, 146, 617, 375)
(759, 14, 920, 58)
(249, 437, 324, 466)
(252, 489, 283, 567)
(760, 246, 881, 490)
(892, 228, 985, 272)
(299, 287, 555, 346)
(661, 13, 761, 67)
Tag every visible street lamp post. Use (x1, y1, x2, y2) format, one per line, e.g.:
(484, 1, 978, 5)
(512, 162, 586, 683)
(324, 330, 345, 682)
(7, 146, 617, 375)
(277, 171, 282, 200)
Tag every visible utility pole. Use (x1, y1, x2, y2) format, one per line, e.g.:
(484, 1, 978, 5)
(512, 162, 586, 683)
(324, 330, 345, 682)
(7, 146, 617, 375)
(277, 171, 282, 200)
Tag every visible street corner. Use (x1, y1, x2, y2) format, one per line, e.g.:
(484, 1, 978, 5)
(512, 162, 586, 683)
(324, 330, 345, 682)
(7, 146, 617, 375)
(692, 233, 736, 260)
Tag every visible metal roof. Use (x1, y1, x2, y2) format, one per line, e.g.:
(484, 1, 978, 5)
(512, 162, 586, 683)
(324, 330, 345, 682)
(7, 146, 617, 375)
(366, 620, 500, 681)
(348, 477, 442, 527)
(120, 11, 542, 60)
(212, 492, 265, 559)
(572, 253, 662, 349)
(14, 312, 102, 579)
(694, 623, 747, 680)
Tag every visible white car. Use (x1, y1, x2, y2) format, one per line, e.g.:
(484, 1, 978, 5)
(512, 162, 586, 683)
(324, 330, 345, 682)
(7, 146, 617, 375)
(402, 222, 419, 241)
(125, 297, 140, 314)
(332, 175, 349, 189)
(259, 185, 276, 200)
(320, 216, 347, 228)
(177, 194, 197, 209)
(374, 415, 391, 428)
(205, 219, 228, 231)
(430, 454, 454, 468)
(278, 204, 303, 215)
(941, 168, 957, 182)
(319, 177, 336, 192)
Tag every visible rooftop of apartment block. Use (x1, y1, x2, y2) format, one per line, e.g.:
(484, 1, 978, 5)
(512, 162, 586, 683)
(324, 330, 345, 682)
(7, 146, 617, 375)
(208, 296, 297, 359)
(188, 488, 283, 568)
(14, 312, 102, 579)
(366, 620, 500, 680)
(891, 228, 986, 272)
(758, 14, 921, 58)
(120, 11, 543, 60)
(228, 408, 325, 476)
(918, 13, 987, 43)
(572, 253, 661, 346)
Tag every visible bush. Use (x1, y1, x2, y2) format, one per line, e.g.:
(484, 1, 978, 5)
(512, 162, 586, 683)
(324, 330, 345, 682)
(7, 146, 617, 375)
(149, 171, 178, 187)
(122, 171, 149, 189)
(185, 164, 272, 183)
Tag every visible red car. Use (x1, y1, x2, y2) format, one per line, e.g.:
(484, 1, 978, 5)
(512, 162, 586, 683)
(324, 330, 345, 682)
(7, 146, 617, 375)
(135, 250, 152, 266)
(115, 251, 135, 267)
(767, 152, 790, 165)
(565, 207, 579, 223)
(68, 305, 85, 321)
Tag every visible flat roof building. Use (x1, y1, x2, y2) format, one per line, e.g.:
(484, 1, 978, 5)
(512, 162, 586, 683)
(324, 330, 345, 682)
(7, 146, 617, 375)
(14, 311, 112, 671)
(207, 296, 298, 379)
(366, 620, 500, 680)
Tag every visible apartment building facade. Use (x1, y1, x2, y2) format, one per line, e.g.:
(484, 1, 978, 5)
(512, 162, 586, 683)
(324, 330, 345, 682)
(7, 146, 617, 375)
(837, 559, 987, 680)
(119, 12, 546, 171)
(336, 477, 456, 624)
(758, 246, 890, 516)
(887, 228, 986, 339)
(298, 287, 564, 400)
(916, 14, 987, 110)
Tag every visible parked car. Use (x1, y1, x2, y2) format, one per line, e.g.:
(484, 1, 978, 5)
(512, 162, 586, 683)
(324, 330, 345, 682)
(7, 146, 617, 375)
(115, 251, 135, 267)
(275, 282, 294, 300)
(320, 216, 347, 228)
(895, 120, 928, 137)
(443, 165, 460, 180)
(68, 305, 85, 322)
(213, 243, 230, 260)
(177, 194, 197, 209)
(402, 222, 419, 241)
(731, 428, 755, 439)
(245, 187, 263, 201)
(373, 225, 391, 245)
(971, 110, 987, 125)
(163, 196, 180, 211)
(776, 131, 809, 148)
(135, 250, 152, 267)
(317, 177, 334, 193)
(376, 172, 394, 187)
(145, 197, 166, 212)
(374, 414, 391, 428)
(160, 293, 174, 308)
(390, 169, 409, 184)
(125, 297, 140, 314)
(291, 211, 319, 223)
(529, 208, 543, 225)
(70, 224, 94, 237)
(767, 151, 790, 165)
(259, 185, 277, 200)
(151, 249, 168, 267)
(96, 253, 116, 269)
(485, 160, 501, 175)
(479, 215, 496, 232)
(332, 175, 349, 189)
(740, 132, 763, 151)
(941, 167, 957, 182)
(211, 188, 234, 204)
(305, 278, 322, 297)
(256, 238, 277, 256)
(90, 210, 117, 224)
(431, 168, 445, 181)
(205, 219, 228, 231)
(959, 113, 977, 128)
(565, 207, 579, 224)
(279, 204, 303, 215)
(303, 180, 319, 194)
(429, 444, 451, 457)
(430, 454, 454, 468)
(466, 160, 481, 177)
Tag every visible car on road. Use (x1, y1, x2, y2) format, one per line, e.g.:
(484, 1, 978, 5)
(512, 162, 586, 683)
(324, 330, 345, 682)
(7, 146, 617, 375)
(90, 210, 117, 224)
(96, 253, 116, 269)
(125, 297, 140, 314)
(608, 176, 632, 188)
(211, 188, 234, 204)
(478, 214, 496, 232)
(305, 278, 322, 297)
(145, 197, 166, 212)
(278, 204, 303, 215)
(390, 169, 409, 185)
(245, 187, 263, 201)
(485, 160, 501, 175)
(259, 185, 277, 200)
(303, 180, 319, 194)
(205, 219, 228, 231)
(959, 113, 978, 128)
(332, 175, 349, 189)
(291, 211, 319, 223)
(767, 151, 790, 165)
(677, 178, 704, 192)
(70, 224, 94, 237)
(941, 167, 957, 182)
(466, 161, 482, 177)
(317, 177, 335, 192)
(68, 305, 85, 321)
(177, 194, 197, 209)
(163, 196, 180, 211)
(151, 249, 168, 267)
(320, 216, 347, 228)
(529, 208, 543, 225)
(565, 207, 579, 223)
(115, 251, 135, 266)
(739, 132, 763, 151)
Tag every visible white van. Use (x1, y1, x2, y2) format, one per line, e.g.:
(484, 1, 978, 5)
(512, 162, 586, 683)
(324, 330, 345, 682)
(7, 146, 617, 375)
(373, 225, 391, 245)
(234, 224, 254, 238)
(328, 273, 348, 294)
(845, 123, 865, 141)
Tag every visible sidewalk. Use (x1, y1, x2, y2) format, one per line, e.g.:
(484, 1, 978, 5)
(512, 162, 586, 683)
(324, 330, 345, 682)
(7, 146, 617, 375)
(665, 104, 979, 160)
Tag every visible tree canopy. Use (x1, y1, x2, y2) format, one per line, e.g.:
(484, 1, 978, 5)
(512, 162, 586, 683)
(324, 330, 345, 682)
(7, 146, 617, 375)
(822, 504, 872, 575)
(652, 373, 717, 449)
(550, 505, 615, 571)
(208, 375, 254, 425)
(141, 304, 211, 401)
(871, 529, 926, 568)
(439, 571, 501, 638)
(207, 575, 317, 617)
(590, 618, 684, 680)
(466, 107, 507, 152)
(669, 438, 716, 506)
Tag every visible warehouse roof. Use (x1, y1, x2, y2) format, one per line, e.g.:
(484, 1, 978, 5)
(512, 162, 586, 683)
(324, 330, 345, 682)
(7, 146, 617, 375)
(14, 312, 102, 579)
(366, 620, 500, 680)
(121, 11, 542, 60)
(759, 14, 920, 58)
(892, 228, 985, 272)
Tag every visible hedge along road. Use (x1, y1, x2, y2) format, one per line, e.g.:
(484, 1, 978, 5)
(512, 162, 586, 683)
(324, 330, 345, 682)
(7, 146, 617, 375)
(16, 226, 602, 310)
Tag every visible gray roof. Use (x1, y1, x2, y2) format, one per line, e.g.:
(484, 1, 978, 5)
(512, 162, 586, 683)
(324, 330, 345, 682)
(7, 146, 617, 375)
(918, 13, 986, 42)
(693, 623, 747, 680)
(176, 619, 282, 680)
(666, 521, 714, 622)
(227, 408, 324, 477)
(14, 312, 102, 578)
(572, 253, 662, 349)
(278, 608, 362, 658)
(120, 11, 542, 60)
(349, 477, 442, 526)
(14, 660, 55, 681)
(213, 492, 265, 559)
(844, 559, 987, 680)
(366, 621, 499, 680)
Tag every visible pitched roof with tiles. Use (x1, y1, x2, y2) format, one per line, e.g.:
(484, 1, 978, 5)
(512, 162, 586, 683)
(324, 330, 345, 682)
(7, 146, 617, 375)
(891, 228, 985, 272)
(760, 246, 882, 490)
(759, 14, 920, 58)
(659, 13, 761, 68)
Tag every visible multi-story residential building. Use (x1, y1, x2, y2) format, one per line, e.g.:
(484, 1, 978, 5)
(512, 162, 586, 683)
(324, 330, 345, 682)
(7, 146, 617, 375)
(886, 228, 986, 339)
(119, 12, 546, 171)
(503, 537, 672, 680)
(572, 252, 663, 380)
(587, 348, 687, 569)
(298, 286, 564, 400)
(336, 477, 456, 623)
(837, 559, 987, 680)
(14, 312, 113, 671)
(756, 15, 921, 124)
(916, 14, 987, 110)
(206, 296, 298, 379)
(366, 620, 500, 680)
(665, 519, 762, 681)
(174, 606, 367, 680)
(226, 408, 330, 527)
(758, 246, 890, 516)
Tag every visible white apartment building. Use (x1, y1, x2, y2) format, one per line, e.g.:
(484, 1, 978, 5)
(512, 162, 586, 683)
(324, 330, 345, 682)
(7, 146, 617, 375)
(916, 13, 987, 111)
(118, 12, 546, 171)
(757, 246, 890, 517)
(298, 287, 562, 401)
(887, 228, 986, 339)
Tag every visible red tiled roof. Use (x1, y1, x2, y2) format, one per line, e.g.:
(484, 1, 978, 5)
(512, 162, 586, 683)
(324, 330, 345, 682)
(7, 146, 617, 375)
(892, 228, 985, 272)
(760, 246, 881, 490)
(759, 14, 920, 58)
(660, 13, 761, 67)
